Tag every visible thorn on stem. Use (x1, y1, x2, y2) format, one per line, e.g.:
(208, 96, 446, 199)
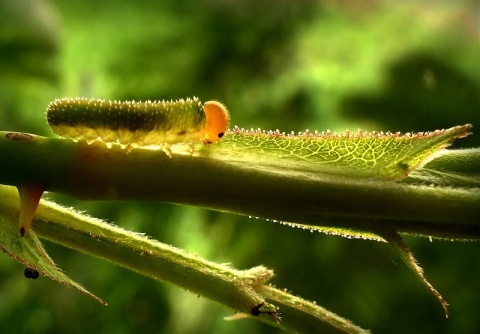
(17, 184, 45, 237)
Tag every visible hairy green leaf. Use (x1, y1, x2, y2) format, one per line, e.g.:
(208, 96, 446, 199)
(202, 124, 472, 180)
(0, 188, 106, 305)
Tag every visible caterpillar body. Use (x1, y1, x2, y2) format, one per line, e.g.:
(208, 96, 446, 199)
(46, 97, 229, 156)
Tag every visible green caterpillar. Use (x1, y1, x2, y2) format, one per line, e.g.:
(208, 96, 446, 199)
(46, 97, 229, 156)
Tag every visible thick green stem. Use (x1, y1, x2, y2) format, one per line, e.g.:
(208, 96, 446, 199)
(0, 132, 479, 240)
(0, 133, 480, 239)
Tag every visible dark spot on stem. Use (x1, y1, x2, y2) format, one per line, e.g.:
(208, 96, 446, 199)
(251, 303, 264, 316)
(24, 267, 40, 279)
(251, 302, 282, 323)
(6, 132, 35, 142)
(396, 161, 410, 172)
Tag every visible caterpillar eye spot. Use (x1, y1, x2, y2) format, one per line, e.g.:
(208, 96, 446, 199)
(218, 132, 224, 138)
(176, 130, 187, 136)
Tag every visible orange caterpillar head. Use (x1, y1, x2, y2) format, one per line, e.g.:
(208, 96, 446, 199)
(203, 101, 229, 144)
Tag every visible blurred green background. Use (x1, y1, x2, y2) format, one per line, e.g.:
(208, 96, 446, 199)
(1, 0, 479, 333)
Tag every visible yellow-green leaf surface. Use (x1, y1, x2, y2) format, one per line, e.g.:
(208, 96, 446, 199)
(202, 124, 472, 180)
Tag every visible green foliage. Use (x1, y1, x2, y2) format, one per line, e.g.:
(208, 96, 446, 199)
(0, 0, 478, 333)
